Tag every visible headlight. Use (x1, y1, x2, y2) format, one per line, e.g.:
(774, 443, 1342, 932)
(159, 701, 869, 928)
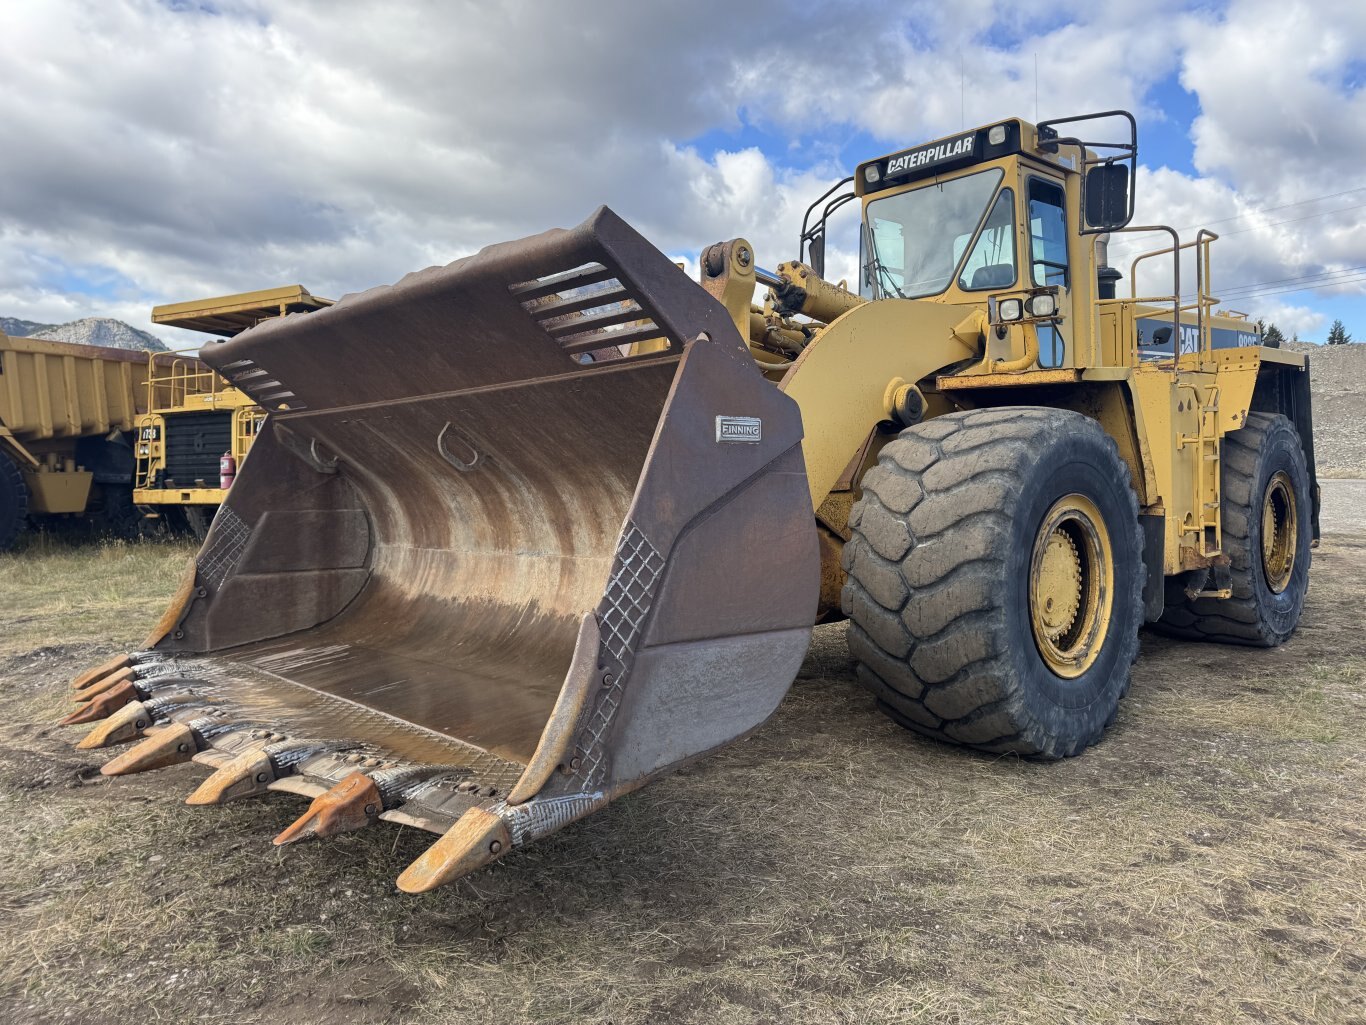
(863, 164, 882, 184)
(1026, 293, 1057, 318)
(988, 124, 1007, 145)
(997, 298, 1024, 322)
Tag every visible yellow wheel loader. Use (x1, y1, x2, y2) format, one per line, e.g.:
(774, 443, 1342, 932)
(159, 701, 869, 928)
(63, 110, 1318, 892)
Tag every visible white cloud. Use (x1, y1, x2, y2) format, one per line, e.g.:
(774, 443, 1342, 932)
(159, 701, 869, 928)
(0, 0, 1360, 345)
(1249, 301, 1325, 340)
(1182, 0, 1366, 199)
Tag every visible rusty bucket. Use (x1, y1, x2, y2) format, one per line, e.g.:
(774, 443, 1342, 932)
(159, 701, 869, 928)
(65, 208, 819, 890)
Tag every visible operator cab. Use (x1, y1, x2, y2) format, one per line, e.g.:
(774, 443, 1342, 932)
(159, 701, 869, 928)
(817, 114, 1135, 369)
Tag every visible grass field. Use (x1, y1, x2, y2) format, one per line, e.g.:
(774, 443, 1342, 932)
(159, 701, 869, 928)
(1, 489, 1363, 1025)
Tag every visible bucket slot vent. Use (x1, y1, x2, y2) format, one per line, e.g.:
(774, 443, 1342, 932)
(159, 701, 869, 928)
(510, 262, 678, 366)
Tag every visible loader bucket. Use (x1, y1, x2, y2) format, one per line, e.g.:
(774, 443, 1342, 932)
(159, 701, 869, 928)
(65, 208, 819, 891)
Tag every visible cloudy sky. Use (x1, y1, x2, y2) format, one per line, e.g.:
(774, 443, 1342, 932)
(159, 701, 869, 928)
(1, 0, 1363, 345)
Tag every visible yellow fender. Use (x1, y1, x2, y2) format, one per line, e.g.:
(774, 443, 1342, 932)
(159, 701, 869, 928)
(779, 299, 984, 508)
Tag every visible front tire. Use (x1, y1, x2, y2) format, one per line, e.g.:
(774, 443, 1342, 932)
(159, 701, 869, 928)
(842, 408, 1144, 759)
(1156, 412, 1311, 646)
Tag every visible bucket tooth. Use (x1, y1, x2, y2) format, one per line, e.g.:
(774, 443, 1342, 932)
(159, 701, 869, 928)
(100, 723, 198, 776)
(185, 748, 277, 805)
(396, 807, 511, 894)
(74, 665, 137, 698)
(75, 701, 155, 750)
(71, 654, 133, 691)
(59, 680, 138, 725)
(274, 771, 382, 845)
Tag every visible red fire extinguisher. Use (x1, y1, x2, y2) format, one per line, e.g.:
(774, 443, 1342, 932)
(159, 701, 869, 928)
(219, 452, 236, 490)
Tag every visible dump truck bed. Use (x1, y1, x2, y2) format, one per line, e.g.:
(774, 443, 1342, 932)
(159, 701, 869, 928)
(152, 285, 334, 337)
(0, 333, 173, 443)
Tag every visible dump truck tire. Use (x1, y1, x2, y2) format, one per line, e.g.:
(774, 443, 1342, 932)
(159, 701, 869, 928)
(842, 408, 1144, 759)
(0, 450, 27, 552)
(91, 484, 142, 541)
(1155, 412, 1311, 646)
(181, 505, 213, 542)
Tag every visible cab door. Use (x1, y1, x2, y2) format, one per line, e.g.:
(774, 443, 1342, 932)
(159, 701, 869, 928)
(1024, 174, 1071, 367)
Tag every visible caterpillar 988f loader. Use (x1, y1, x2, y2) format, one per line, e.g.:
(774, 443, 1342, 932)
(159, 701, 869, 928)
(63, 111, 1317, 892)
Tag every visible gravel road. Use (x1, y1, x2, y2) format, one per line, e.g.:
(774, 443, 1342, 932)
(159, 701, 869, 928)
(1321, 477, 1366, 534)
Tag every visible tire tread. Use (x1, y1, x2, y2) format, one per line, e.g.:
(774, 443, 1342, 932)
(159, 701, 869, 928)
(843, 409, 1143, 759)
(1154, 412, 1311, 647)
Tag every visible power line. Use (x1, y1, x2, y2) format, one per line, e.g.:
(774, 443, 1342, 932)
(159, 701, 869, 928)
(1222, 271, 1366, 303)
(1127, 197, 1366, 242)
(1178, 269, 1366, 305)
(1165, 264, 1366, 306)
(1213, 264, 1366, 299)
(1173, 185, 1366, 232)
(1123, 184, 1366, 240)
(1217, 199, 1366, 237)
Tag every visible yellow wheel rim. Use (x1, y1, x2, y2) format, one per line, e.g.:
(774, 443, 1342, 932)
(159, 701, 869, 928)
(1028, 494, 1114, 679)
(1261, 471, 1297, 594)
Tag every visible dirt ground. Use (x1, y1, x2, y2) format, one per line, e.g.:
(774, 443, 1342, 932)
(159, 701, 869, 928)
(1, 486, 1364, 1025)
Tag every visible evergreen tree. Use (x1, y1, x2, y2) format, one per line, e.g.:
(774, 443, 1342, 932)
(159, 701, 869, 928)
(1326, 319, 1353, 345)
(1263, 323, 1285, 347)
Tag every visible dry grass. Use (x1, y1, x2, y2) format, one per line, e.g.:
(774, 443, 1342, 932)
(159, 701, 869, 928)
(0, 529, 1363, 1024)
(0, 536, 197, 658)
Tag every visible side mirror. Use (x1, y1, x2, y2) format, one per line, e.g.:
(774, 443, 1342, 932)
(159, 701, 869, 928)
(1084, 162, 1130, 230)
(807, 232, 826, 279)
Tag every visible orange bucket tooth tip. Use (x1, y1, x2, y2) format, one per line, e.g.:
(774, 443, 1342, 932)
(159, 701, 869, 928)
(100, 723, 197, 776)
(274, 771, 383, 846)
(395, 807, 511, 894)
(58, 680, 137, 725)
(185, 749, 275, 806)
(75, 701, 154, 750)
(57, 707, 88, 727)
(76, 666, 138, 699)
(71, 653, 133, 691)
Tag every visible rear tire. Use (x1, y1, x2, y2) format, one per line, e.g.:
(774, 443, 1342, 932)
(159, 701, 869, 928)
(91, 483, 143, 541)
(183, 505, 213, 542)
(1155, 412, 1311, 646)
(0, 450, 28, 552)
(842, 408, 1144, 759)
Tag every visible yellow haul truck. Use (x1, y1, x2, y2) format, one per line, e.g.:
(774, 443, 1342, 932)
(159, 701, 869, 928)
(0, 333, 168, 549)
(135, 286, 332, 538)
(65, 111, 1319, 893)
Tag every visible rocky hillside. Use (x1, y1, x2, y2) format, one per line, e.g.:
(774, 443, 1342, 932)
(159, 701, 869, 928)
(0, 316, 53, 337)
(1284, 341, 1366, 477)
(6, 316, 167, 352)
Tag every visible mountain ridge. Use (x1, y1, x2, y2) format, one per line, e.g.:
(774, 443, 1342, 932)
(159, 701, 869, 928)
(0, 316, 53, 337)
(2, 316, 167, 351)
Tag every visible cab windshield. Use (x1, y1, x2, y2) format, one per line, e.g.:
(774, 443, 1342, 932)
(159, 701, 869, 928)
(862, 168, 1005, 299)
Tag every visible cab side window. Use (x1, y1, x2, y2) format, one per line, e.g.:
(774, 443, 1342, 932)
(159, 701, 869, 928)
(865, 217, 907, 297)
(957, 190, 1016, 291)
(1028, 179, 1068, 288)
